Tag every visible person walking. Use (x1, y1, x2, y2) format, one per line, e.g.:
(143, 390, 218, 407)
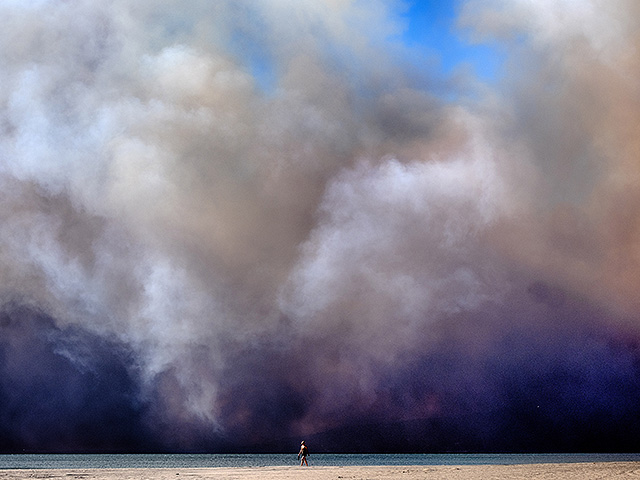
(297, 440, 309, 466)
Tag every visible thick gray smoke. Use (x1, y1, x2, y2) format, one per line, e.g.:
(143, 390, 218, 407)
(1, 0, 640, 452)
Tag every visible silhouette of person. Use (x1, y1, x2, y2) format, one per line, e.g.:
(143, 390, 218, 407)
(298, 440, 309, 466)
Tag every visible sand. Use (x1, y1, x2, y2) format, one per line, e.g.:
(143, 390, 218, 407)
(0, 462, 639, 480)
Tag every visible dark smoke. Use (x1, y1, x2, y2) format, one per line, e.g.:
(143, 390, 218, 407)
(0, 303, 156, 452)
(0, 0, 639, 452)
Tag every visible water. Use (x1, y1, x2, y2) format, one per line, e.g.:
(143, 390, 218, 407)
(0, 453, 639, 469)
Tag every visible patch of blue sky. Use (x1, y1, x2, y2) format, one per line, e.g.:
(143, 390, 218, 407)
(244, 47, 278, 94)
(400, 0, 504, 83)
(226, 25, 278, 95)
(229, 0, 505, 96)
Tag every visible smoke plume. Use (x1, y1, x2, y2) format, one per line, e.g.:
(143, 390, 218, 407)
(1, 0, 640, 452)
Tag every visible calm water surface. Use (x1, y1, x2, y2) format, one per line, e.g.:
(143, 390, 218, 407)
(0, 453, 639, 469)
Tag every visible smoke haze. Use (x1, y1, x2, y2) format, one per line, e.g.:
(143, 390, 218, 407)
(1, 0, 640, 452)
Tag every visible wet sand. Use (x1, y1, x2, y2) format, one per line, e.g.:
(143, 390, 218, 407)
(1, 462, 639, 479)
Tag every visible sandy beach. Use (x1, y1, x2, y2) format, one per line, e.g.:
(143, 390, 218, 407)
(1, 462, 639, 480)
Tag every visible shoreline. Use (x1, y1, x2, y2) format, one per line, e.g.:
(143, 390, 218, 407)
(0, 462, 639, 479)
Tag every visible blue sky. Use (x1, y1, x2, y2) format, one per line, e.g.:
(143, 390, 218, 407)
(241, 0, 505, 93)
(400, 0, 503, 82)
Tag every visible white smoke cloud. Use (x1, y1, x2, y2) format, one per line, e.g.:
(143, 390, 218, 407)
(282, 137, 508, 326)
(1, 0, 640, 446)
(461, 0, 636, 61)
(0, 0, 417, 425)
(459, 0, 640, 315)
